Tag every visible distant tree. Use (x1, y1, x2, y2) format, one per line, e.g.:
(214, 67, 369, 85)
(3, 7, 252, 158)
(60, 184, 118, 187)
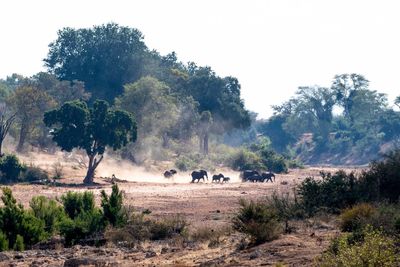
(199, 111, 213, 154)
(32, 72, 90, 105)
(0, 103, 16, 156)
(116, 76, 179, 148)
(44, 23, 147, 103)
(44, 100, 137, 184)
(8, 86, 56, 152)
(395, 96, 400, 109)
(257, 115, 295, 152)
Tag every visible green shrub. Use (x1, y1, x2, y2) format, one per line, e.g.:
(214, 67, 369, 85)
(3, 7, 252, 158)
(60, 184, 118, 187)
(101, 184, 126, 227)
(298, 171, 358, 215)
(318, 227, 399, 267)
(339, 203, 376, 232)
(13, 235, 24, 251)
(0, 231, 9, 251)
(228, 149, 264, 171)
(29, 196, 65, 235)
(21, 165, 49, 182)
(175, 155, 198, 171)
(260, 149, 288, 173)
(0, 155, 25, 183)
(19, 212, 46, 247)
(59, 209, 104, 246)
(232, 199, 282, 245)
(61, 191, 95, 219)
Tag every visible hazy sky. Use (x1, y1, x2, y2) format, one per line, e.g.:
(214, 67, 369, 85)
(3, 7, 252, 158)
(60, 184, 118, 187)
(1, 0, 399, 118)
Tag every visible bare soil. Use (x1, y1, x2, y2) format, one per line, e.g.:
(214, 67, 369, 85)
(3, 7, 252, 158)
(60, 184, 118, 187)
(0, 152, 357, 266)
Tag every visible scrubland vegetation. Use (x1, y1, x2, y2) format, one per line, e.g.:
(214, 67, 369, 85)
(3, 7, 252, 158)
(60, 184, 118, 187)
(0, 22, 400, 265)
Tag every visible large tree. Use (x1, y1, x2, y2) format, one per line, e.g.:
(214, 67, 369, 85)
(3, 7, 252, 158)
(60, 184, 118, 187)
(0, 103, 16, 156)
(8, 86, 56, 152)
(44, 100, 137, 184)
(44, 23, 147, 103)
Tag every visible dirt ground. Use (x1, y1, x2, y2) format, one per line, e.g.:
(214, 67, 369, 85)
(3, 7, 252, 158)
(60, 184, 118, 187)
(0, 152, 360, 266)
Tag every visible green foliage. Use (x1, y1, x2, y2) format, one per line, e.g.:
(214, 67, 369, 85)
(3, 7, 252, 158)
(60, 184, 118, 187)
(298, 171, 358, 215)
(13, 235, 24, 251)
(0, 231, 9, 251)
(232, 199, 282, 245)
(59, 191, 104, 246)
(0, 187, 46, 250)
(45, 23, 147, 103)
(339, 203, 376, 232)
(29, 196, 64, 235)
(0, 154, 25, 183)
(175, 155, 198, 171)
(61, 191, 95, 220)
(318, 227, 399, 267)
(44, 99, 137, 183)
(101, 184, 126, 227)
(228, 148, 264, 171)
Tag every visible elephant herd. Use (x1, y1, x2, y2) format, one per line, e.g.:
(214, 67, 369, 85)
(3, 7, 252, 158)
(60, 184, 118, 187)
(163, 169, 276, 183)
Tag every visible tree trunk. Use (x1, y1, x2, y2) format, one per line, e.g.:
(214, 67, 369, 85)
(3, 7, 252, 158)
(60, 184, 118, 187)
(199, 135, 203, 152)
(203, 133, 209, 155)
(162, 133, 169, 148)
(0, 139, 3, 157)
(17, 124, 28, 153)
(83, 154, 103, 184)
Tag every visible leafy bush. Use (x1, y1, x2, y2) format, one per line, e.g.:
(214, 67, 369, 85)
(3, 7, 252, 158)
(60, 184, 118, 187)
(21, 165, 49, 182)
(101, 184, 126, 227)
(0, 231, 9, 251)
(0, 187, 46, 250)
(175, 155, 198, 171)
(29, 196, 65, 235)
(59, 191, 104, 246)
(232, 199, 282, 245)
(13, 235, 24, 251)
(318, 227, 400, 267)
(0, 155, 25, 183)
(228, 149, 264, 171)
(339, 203, 376, 232)
(61, 191, 96, 220)
(260, 149, 288, 173)
(298, 171, 358, 215)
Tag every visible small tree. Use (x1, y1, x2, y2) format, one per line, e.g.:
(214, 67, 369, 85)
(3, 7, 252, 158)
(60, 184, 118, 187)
(0, 103, 16, 157)
(44, 100, 137, 184)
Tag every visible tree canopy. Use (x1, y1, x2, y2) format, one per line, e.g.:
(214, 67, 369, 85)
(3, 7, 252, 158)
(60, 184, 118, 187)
(44, 100, 137, 184)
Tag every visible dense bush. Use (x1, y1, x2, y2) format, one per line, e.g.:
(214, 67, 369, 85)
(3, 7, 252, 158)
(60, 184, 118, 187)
(0, 187, 47, 250)
(29, 196, 64, 235)
(61, 191, 96, 220)
(101, 184, 126, 227)
(232, 199, 282, 244)
(0, 155, 25, 183)
(298, 171, 359, 215)
(318, 227, 400, 266)
(0, 231, 9, 251)
(175, 155, 198, 171)
(339, 203, 376, 232)
(228, 149, 264, 171)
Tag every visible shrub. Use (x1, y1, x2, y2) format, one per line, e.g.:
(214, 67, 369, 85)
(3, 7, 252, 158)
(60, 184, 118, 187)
(232, 199, 282, 245)
(101, 184, 126, 227)
(0, 155, 25, 183)
(51, 162, 64, 180)
(318, 227, 400, 267)
(339, 203, 376, 232)
(59, 209, 104, 246)
(0, 231, 9, 251)
(228, 149, 264, 171)
(19, 212, 46, 247)
(298, 171, 358, 215)
(260, 149, 288, 173)
(29, 196, 65, 235)
(267, 191, 303, 233)
(175, 155, 198, 171)
(21, 165, 49, 182)
(13, 235, 24, 251)
(61, 191, 95, 219)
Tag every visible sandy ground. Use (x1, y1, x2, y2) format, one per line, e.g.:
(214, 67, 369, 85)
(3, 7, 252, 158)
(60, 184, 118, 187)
(0, 151, 356, 266)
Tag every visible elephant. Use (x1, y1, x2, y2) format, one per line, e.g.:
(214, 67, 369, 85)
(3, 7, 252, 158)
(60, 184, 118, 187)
(212, 173, 224, 183)
(261, 172, 275, 183)
(247, 174, 262, 182)
(164, 169, 178, 178)
(191, 170, 208, 183)
(241, 170, 260, 182)
(222, 177, 230, 183)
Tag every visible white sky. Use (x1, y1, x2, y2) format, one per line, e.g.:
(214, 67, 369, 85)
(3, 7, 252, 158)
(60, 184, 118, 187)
(0, 0, 399, 118)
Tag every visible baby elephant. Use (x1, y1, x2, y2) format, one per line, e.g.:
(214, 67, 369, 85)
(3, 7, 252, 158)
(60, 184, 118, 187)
(212, 173, 224, 183)
(222, 177, 230, 183)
